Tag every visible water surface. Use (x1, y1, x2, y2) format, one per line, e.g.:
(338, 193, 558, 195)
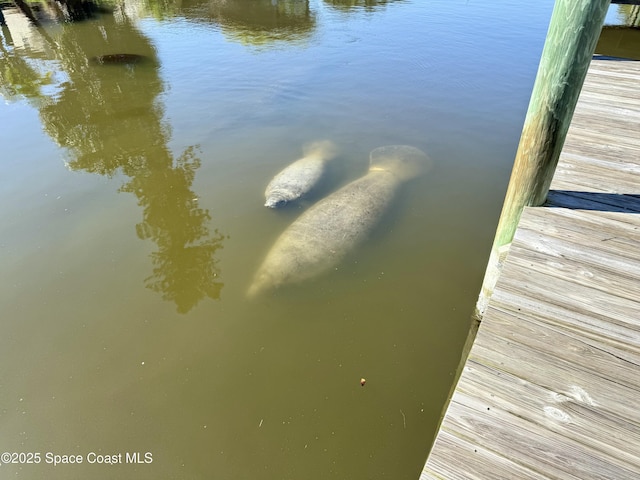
(2, 0, 624, 478)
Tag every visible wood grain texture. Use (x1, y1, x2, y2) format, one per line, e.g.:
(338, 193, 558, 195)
(422, 57, 640, 479)
(549, 58, 640, 198)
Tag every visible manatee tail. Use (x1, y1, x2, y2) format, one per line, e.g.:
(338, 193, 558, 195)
(369, 145, 431, 181)
(302, 140, 338, 162)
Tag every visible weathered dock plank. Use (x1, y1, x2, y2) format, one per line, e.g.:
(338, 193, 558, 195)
(549, 58, 640, 197)
(422, 208, 640, 480)
(423, 429, 549, 480)
(421, 57, 640, 480)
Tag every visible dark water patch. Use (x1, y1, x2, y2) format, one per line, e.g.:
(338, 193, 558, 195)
(90, 53, 150, 65)
(596, 26, 640, 60)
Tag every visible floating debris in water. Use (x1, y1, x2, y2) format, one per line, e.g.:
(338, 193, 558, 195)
(360, 378, 366, 386)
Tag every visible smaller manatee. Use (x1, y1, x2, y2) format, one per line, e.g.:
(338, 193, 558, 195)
(264, 140, 338, 208)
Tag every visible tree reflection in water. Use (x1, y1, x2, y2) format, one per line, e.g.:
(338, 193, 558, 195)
(206, 0, 315, 46)
(1, 1, 225, 312)
(120, 146, 225, 314)
(323, 0, 404, 13)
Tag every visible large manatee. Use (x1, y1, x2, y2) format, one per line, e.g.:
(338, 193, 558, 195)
(248, 145, 431, 297)
(264, 140, 338, 208)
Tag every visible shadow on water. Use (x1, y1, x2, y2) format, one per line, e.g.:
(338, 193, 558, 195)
(0, 0, 225, 313)
(597, 4, 640, 59)
(596, 26, 640, 60)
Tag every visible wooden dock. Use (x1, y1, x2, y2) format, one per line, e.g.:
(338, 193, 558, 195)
(421, 57, 640, 479)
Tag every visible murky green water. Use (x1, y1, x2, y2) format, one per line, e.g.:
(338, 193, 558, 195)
(1, 1, 632, 478)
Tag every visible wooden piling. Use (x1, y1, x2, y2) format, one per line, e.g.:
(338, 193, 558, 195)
(475, 0, 611, 319)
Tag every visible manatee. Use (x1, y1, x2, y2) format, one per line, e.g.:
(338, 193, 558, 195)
(248, 145, 431, 297)
(264, 140, 338, 208)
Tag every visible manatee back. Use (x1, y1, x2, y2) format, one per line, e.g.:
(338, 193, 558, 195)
(369, 145, 431, 181)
